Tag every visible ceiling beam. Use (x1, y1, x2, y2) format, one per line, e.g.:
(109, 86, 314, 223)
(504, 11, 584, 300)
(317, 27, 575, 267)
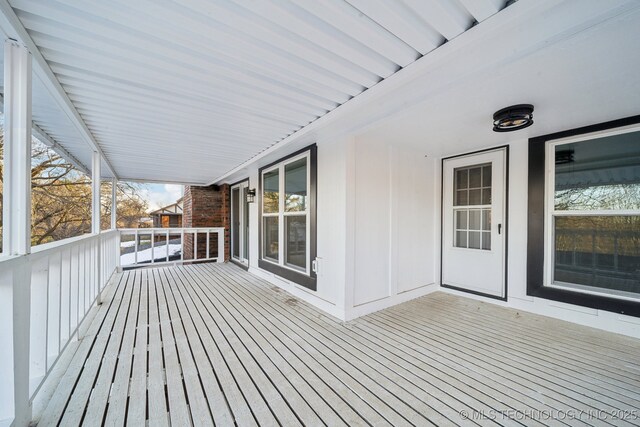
(32, 122, 90, 175)
(0, 0, 118, 178)
(0, 93, 91, 175)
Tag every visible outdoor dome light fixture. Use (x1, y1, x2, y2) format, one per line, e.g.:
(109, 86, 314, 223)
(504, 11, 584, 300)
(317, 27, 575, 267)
(492, 104, 534, 132)
(246, 188, 256, 203)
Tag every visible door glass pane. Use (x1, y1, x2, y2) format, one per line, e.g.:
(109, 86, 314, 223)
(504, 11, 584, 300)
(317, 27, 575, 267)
(456, 169, 468, 190)
(554, 132, 640, 211)
(285, 158, 307, 212)
(482, 188, 492, 204)
(232, 188, 240, 258)
(263, 169, 279, 213)
(469, 167, 482, 188)
(468, 231, 481, 249)
(482, 209, 491, 231)
(482, 165, 492, 187)
(263, 216, 279, 260)
(469, 210, 481, 230)
(285, 215, 306, 269)
(554, 216, 640, 296)
(453, 163, 493, 251)
(482, 232, 491, 250)
(454, 164, 491, 207)
(456, 210, 467, 229)
(243, 187, 249, 260)
(455, 190, 468, 206)
(469, 189, 481, 205)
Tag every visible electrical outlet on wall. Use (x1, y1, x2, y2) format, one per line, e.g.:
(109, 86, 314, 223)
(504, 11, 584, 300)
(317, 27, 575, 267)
(312, 257, 322, 276)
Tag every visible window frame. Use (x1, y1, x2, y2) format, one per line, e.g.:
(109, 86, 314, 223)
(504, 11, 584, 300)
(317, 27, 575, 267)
(230, 179, 250, 267)
(527, 115, 640, 316)
(258, 144, 317, 290)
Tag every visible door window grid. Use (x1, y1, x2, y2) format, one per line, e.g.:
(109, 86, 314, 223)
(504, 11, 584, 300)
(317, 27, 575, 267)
(454, 164, 492, 250)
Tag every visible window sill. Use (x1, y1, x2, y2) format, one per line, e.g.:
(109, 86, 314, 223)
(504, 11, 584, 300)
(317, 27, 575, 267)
(258, 259, 317, 291)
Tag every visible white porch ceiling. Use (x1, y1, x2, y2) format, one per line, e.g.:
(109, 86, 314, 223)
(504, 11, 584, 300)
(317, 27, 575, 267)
(0, 0, 507, 184)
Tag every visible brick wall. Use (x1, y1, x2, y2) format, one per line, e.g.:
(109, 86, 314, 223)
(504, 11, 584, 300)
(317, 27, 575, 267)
(182, 184, 230, 261)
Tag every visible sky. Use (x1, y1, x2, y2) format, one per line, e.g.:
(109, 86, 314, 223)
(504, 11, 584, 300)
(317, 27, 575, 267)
(139, 183, 184, 212)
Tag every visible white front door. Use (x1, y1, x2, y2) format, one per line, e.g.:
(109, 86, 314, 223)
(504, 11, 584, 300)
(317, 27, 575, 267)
(442, 147, 507, 298)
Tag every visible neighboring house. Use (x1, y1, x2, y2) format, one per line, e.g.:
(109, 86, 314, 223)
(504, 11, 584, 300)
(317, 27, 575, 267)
(150, 198, 183, 228)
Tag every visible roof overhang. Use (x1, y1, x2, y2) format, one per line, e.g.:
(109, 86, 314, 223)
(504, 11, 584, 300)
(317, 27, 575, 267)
(0, 0, 638, 185)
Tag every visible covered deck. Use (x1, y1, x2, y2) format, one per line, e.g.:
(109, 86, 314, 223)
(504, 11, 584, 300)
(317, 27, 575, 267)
(38, 263, 640, 426)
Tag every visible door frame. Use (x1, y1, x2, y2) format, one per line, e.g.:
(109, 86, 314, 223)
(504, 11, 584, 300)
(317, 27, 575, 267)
(440, 145, 510, 301)
(230, 178, 250, 269)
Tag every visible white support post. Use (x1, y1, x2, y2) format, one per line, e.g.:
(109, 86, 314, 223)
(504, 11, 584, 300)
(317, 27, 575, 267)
(3, 39, 33, 427)
(91, 151, 101, 235)
(110, 178, 117, 230)
(91, 152, 102, 304)
(217, 229, 225, 263)
(3, 40, 32, 257)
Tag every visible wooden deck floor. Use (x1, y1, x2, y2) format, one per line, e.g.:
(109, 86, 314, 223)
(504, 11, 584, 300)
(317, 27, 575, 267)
(38, 263, 640, 426)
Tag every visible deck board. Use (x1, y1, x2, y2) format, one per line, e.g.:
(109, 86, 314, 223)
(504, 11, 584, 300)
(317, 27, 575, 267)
(38, 263, 640, 426)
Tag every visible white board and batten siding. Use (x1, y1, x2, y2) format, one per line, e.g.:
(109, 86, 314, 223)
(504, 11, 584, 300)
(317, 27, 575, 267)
(237, 132, 640, 337)
(246, 138, 351, 320)
(349, 139, 437, 318)
(245, 137, 438, 322)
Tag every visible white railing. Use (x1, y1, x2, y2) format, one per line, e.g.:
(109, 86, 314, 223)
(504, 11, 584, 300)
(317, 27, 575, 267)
(119, 227, 225, 268)
(0, 230, 120, 425)
(0, 227, 224, 425)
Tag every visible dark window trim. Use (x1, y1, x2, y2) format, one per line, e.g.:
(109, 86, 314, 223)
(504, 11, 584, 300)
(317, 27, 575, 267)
(440, 145, 510, 301)
(258, 144, 317, 291)
(229, 178, 250, 267)
(527, 115, 640, 317)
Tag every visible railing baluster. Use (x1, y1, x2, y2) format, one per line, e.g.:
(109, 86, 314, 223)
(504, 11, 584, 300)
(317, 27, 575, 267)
(151, 230, 155, 264)
(166, 230, 170, 262)
(134, 229, 139, 265)
(218, 228, 225, 263)
(206, 231, 210, 260)
(58, 251, 63, 355)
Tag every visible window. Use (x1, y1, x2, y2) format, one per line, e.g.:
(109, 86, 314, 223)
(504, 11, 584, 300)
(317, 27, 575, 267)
(547, 131, 640, 299)
(528, 116, 640, 316)
(453, 164, 492, 250)
(259, 145, 316, 290)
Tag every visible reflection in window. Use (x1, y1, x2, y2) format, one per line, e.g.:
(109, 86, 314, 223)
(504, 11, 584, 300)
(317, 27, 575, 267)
(555, 133, 640, 211)
(261, 153, 310, 273)
(554, 216, 640, 296)
(551, 130, 640, 298)
(263, 216, 279, 261)
(263, 169, 279, 213)
(285, 158, 307, 212)
(286, 216, 306, 269)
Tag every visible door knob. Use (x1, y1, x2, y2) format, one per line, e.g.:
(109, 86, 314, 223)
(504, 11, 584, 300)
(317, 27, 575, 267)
(498, 224, 502, 234)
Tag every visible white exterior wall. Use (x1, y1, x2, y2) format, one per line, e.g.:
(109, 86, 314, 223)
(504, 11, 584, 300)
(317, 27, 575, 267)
(452, 139, 640, 339)
(243, 135, 640, 338)
(247, 138, 349, 320)
(345, 138, 438, 320)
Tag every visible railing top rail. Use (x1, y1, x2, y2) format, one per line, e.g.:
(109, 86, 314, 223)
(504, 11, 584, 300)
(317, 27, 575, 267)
(30, 229, 120, 255)
(119, 227, 225, 233)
